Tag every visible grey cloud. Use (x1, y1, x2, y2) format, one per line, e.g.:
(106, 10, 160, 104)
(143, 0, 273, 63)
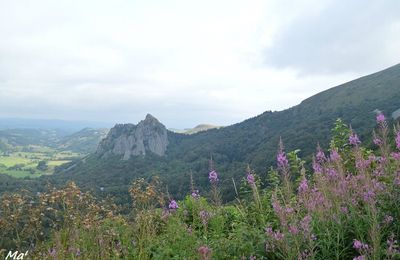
(264, 1, 400, 75)
(0, 1, 399, 128)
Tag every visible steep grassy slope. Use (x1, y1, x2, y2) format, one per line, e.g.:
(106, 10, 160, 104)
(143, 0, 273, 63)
(59, 128, 109, 153)
(168, 63, 400, 169)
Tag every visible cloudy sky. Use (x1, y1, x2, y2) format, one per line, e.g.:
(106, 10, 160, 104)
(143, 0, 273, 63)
(0, 0, 399, 128)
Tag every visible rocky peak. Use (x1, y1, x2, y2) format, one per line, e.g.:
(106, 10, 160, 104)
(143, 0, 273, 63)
(144, 113, 157, 122)
(96, 114, 168, 160)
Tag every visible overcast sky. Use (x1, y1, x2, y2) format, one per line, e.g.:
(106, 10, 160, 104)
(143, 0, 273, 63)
(0, 0, 399, 128)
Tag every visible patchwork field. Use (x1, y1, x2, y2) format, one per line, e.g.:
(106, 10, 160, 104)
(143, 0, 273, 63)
(0, 146, 82, 178)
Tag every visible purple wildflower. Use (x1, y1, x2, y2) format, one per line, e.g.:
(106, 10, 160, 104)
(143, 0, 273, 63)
(208, 170, 219, 183)
(353, 256, 365, 260)
(304, 188, 327, 211)
(373, 138, 382, 146)
(329, 149, 341, 162)
(273, 231, 284, 241)
(387, 234, 399, 257)
(349, 133, 361, 146)
(376, 113, 385, 123)
(300, 215, 312, 235)
(396, 130, 400, 150)
(384, 215, 394, 224)
(378, 154, 387, 167)
(277, 150, 288, 169)
(285, 207, 294, 214)
(168, 200, 179, 210)
(392, 152, 400, 161)
(298, 177, 309, 193)
(198, 246, 212, 260)
(395, 172, 400, 186)
(356, 156, 375, 170)
(199, 210, 211, 226)
(316, 146, 326, 163)
(265, 227, 273, 235)
(312, 157, 323, 173)
(272, 200, 282, 214)
(265, 226, 284, 241)
(289, 225, 299, 234)
(353, 240, 369, 251)
(246, 173, 255, 185)
(362, 190, 376, 204)
(191, 190, 200, 199)
(353, 240, 363, 250)
(327, 168, 338, 179)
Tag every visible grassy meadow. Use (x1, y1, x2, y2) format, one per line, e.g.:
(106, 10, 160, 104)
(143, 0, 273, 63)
(0, 146, 81, 178)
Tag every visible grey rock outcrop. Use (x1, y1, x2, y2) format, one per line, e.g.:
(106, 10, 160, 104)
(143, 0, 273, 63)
(96, 114, 168, 160)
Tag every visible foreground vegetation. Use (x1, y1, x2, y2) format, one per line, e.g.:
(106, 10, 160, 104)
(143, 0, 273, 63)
(1, 114, 399, 259)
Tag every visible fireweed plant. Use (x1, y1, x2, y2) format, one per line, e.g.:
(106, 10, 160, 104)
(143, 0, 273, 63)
(0, 115, 399, 259)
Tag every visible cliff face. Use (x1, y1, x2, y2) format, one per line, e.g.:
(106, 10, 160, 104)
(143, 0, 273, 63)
(96, 114, 168, 159)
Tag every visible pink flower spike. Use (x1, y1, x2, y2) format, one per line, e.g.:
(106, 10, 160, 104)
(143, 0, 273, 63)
(376, 113, 385, 123)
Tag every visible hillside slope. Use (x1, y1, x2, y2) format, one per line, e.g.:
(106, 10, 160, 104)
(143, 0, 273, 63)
(170, 124, 221, 134)
(59, 128, 109, 153)
(3, 63, 400, 204)
(166, 63, 400, 175)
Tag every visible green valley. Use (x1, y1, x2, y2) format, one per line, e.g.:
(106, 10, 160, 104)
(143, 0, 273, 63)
(0, 127, 108, 178)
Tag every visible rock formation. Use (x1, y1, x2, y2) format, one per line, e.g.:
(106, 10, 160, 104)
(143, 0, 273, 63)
(96, 114, 168, 159)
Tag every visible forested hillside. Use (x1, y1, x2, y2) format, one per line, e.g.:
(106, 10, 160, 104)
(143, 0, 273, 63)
(44, 64, 400, 205)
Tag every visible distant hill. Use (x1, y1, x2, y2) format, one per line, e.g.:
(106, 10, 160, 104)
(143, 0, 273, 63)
(170, 124, 222, 134)
(59, 128, 109, 153)
(0, 127, 109, 154)
(0, 128, 63, 148)
(0, 118, 111, 133)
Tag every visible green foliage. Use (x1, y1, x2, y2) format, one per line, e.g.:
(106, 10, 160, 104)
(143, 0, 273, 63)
(1, 116, 400, 259)
(36, 160, 48, 171)
(330, 118, 352, 152)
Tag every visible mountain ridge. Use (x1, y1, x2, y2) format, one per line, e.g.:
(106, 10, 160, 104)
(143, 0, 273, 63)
(169, 124, 222, 135)
(1, 63, 400, 204)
